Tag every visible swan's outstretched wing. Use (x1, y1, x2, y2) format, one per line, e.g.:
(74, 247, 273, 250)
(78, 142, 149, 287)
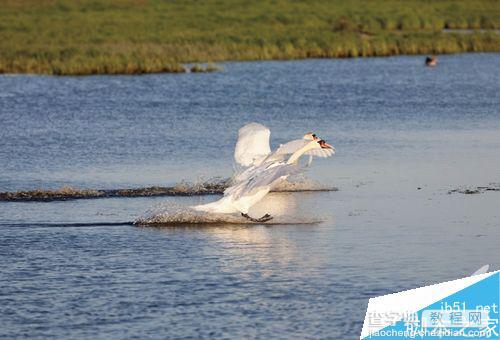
(274, 139, 335, 158)
(274, 139, 310, 156)
(234, 123, 271, 167)
(305, 147, 335, 158)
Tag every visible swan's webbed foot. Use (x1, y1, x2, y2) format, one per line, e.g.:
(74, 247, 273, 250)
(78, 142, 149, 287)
(241, 213, 273, 223)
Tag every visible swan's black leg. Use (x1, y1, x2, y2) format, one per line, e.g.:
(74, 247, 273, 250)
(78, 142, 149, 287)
(259, 214, 273, 222)
(241, 213, 257, 222)
(241, 213, 273, 223)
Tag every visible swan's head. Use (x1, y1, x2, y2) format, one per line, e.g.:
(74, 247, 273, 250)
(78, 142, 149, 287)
(303, 132, 319, 141)
(317, 139, 333, 149)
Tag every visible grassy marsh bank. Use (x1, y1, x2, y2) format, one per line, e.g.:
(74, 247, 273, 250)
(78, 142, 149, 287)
(1, 0, 499, 75)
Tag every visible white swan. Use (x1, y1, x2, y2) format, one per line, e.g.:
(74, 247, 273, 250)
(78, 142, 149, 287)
(193, 124, 334, 222)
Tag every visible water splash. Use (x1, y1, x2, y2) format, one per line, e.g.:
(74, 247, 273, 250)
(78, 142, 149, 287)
(135, 195, 323, 226)
(0, 177, 337, 202)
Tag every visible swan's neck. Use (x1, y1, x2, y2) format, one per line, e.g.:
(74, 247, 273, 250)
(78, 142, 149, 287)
(286, 142, 316, 164)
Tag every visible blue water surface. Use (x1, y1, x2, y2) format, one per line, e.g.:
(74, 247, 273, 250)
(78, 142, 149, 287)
(1, 53, 499, 339)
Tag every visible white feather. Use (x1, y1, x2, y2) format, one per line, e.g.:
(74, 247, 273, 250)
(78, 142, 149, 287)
(234, 123, 271, 167)
(305, 147, 335, 158)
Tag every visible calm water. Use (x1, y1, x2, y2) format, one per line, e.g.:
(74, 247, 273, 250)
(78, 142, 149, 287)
(1, 54, 499, 338)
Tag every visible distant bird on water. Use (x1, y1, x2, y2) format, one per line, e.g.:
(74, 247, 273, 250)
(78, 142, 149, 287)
(425, 56, 438, 67)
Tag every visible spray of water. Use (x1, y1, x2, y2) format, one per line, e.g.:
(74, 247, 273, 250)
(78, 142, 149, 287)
(135, 192, 324, 226)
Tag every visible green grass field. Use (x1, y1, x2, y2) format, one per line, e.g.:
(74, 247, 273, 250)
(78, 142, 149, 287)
(1, 0, 499, 75)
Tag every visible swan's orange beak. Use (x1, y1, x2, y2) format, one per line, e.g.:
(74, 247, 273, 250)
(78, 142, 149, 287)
(318, 140, 333, 149)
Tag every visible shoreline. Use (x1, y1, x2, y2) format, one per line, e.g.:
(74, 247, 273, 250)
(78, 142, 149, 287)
(1, 51, 499, 78)
(2, 42, 499, 76)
